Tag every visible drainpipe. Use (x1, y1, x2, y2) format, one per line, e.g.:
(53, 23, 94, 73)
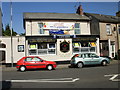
(96, 38, 100, 56)
(108, 39, 111, 58)
(116, 24, 119, 60)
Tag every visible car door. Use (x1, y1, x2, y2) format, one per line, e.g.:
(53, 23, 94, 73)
(24, 57, 38, 69)
(32, 57, 46, 69)
(82, 53, 91, 65)
(90, 53, 100, 65)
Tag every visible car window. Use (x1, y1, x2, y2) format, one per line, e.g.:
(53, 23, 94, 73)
(83, 54, 88, 58)
(25, 57, 32, 62)
(87, 53, 91, 58)
(91, 54, 98, 58)
(79, 54, 82, 58)
(32, 57, 42, 61)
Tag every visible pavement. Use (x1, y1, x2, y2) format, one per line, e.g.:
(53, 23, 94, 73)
(0, 60, 120, 71)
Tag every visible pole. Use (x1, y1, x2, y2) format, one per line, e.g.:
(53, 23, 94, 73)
(10, 0, 13, 67)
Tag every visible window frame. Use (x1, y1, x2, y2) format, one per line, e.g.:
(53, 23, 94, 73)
(38, 23, 44, 34)
(28, 43, 56, 55)
(74, 23, 81, 35)
(18, 45, 24, 52)
(106, 24, 112, 35)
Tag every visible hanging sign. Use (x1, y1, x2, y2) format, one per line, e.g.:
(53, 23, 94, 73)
(43, 22, 74, 29)
(60, 41, 70, 53)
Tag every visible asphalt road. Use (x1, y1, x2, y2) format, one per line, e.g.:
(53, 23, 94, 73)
(2, 62, 120, 89)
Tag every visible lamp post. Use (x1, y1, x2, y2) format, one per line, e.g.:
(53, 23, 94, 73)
(10, 0, 13, 67)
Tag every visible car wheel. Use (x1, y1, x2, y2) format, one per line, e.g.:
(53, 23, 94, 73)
(102, 61, 107, 66)
(19, 66, 26, 72)
(77, 62, 83, 68)
(47, 65, 53, 71)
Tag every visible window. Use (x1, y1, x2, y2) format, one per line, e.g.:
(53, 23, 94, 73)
(25, 57, 32, 62)
(90, 53, 98, 58)
(72, 42, 96, 54)
(32, 57, 42, 61)
(106, 24, 112, 35)
(74, 23, 80, 34)
(81, 48, 89, 52)
(29, 44, 37, 49)
(38, 43, 47, 49)
(73, 48, 80, 53)
(38, 23, 44, 34)
(48, 43, 56, 54)
(119, 25, 120, 34)
(0, 43, 6, 48)
(18, 45, 24, 52)
(81, 42, 89, 47)
(73, 42, 80, 53)
(29, 50, 37, 55)
(28, 43, 56, 55)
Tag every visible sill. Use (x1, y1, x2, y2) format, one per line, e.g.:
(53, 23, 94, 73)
(107, 34, 112, 36)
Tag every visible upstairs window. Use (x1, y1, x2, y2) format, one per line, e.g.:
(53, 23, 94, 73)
(119, 25, 120, 34)
(74, 23, 80, 34)
(106, 24, 112, 35)
(38, 23, 44, 34)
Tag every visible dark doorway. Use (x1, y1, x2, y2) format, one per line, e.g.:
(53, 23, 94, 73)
(0, 51, 6, 61)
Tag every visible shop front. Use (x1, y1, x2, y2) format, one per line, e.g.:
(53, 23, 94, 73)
(26, 35, 99, 61)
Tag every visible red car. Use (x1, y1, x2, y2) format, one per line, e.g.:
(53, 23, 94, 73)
(16, 56, 57, 72)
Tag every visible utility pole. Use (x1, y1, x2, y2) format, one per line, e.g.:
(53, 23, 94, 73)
(10, 0, 13, 67)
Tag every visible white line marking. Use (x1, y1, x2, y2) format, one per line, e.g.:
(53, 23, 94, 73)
(5, 78, 79, 83)
(31, 78, 73, 81)
(104, 74, 120, 77)
(109, 75, 118, 81)
(112, 79, 120, 82)
(104, 74, 120, 82)
(72, 78, 79, 82)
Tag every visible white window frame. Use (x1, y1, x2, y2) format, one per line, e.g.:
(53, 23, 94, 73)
(74, 23, 81, 35)
(72, 42, 96, 54)
(106, 24, 112, 35)
(38, 23, 44, 34)
(28, 43, 56, 55)
(47, 43, 56, 55)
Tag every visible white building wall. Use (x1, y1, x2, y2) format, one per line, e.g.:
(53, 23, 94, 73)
(0, 36, 25, 63)
(80, 22, 90, 35)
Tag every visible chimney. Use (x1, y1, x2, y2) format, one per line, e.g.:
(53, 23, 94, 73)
(76, 5, 84, 16)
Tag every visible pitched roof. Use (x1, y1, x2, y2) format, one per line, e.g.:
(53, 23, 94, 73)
(23, 12, 90, 21)
(84, 13, 120, 23)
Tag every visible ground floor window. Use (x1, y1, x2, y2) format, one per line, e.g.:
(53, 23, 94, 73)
(73, 42, 96, 54)
(28, 43, 56, 55)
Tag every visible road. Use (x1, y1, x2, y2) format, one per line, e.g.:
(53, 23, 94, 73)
(2, 62, 120, 89)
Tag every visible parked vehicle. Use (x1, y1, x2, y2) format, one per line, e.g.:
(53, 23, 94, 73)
(16, 56, 57, 72)
(70, 53, 110, 68)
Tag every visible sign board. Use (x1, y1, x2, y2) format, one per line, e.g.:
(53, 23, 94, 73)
(18, 45, 24, 52)
(60, 41, 70, 53)
(43, 22, 74, 29)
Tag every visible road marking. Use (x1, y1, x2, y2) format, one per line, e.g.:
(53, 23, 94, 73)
(104, 74, 120, 77)
(31, 78, 73, 81)
(5, 78, 79, 83)
(109, 74, 118, 81)
(104, 74, 120, 82)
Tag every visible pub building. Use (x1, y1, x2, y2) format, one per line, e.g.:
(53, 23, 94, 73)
(23, 5, 100, 61)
